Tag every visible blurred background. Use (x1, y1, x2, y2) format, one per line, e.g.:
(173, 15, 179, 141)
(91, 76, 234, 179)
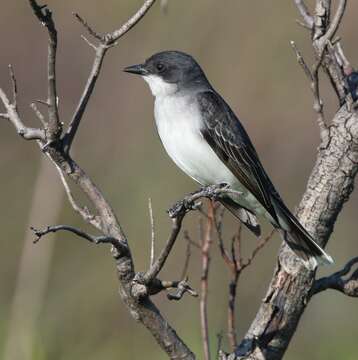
(0, 1, 357, 359)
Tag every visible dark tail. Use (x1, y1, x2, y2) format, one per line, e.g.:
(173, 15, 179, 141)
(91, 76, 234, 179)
(272, 198, 333, 270)
(219, 197, 261, 237)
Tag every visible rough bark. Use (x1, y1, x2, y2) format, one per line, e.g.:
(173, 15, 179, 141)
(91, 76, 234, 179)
(230, 106, 358, 359)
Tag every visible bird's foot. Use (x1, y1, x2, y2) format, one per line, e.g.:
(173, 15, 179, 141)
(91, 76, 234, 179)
(167, 184, 230, 218)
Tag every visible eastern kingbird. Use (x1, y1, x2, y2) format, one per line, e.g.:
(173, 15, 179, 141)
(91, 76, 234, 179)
(124, 50, 333, 270)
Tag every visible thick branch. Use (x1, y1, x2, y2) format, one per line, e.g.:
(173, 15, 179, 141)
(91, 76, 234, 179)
(311, 257, 358, 297)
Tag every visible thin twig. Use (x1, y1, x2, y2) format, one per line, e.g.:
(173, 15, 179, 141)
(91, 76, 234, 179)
(335, 41, 352, 74)
(31, 224, 125, 249)
(108, 0, 157, 43)
(30, 103, 46, 126)
(184, 230, 201, 249)
(47, 154, 101, 230)
(148, 198, 156, 268)
(143, 216, 183, 284)
(0, 88, 45, 140)
(290, 40, 328, 139)
(200, 201, 215, 360)
(320, 0, 347, 45)
(181, 233, 192, 280)
(8, 65, 18, 110)
(241, 229, 275, 270)
(73, 12, 103, 41)
(290, 41, 314, 82)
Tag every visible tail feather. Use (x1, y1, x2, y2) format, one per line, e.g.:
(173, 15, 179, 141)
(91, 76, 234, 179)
(219, 198, 261, 237)
(272, 198, 334, 270)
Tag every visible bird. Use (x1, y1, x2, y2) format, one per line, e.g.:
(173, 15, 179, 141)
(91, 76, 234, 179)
(124, 50, 333, 270)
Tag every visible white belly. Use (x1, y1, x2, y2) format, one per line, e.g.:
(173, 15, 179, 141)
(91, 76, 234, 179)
(154, 94, 237, 186)
(153, 94, 267, 216)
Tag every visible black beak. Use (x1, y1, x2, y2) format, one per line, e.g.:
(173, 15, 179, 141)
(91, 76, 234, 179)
(123, 63, 148, 75)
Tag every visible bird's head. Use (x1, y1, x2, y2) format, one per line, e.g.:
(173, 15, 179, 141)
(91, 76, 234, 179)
(124, 51, 208, 97)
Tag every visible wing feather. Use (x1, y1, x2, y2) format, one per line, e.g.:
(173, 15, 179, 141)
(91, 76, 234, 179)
(197, 90, 279, 223)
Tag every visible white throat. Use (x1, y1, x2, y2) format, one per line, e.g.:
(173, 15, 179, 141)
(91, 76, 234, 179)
(142, 75, 178, 97)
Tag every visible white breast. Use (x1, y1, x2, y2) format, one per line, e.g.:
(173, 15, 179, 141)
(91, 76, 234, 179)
(154, 94, 238, 186)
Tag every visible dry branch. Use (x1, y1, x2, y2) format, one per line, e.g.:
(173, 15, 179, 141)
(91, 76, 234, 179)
(63, 0, 156, 154)
(311, 256, 358, 297)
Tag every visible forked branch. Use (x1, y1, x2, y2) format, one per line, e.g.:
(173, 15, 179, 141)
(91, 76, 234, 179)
(62, 0, 156, 154)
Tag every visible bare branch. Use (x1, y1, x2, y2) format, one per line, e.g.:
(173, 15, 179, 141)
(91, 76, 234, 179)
(107, 0, 157, 43)
(184, 230, 201, 249)
(30, 102, 46, 126)
(180, 232, 192, 279)
(290, 41, 314, 82)
(63, 0, 157, 154)
(200, 201, 215, 360)
(240, 229, 275, 270)
(31, 224, 126, 250)
(290, 41, 328, 140)
(335, 41, 352, 74)
(293, 0, 314, 29)
(47, 155, 102, 230)
(148, 198, 156, 268)
(0, 88, 45, 141)
(143, 216, 183, 284)
(73, 12, 102, 41)
(311, 256, 358, 297)
(8, 65, 18, 110)
(29, 0, 61, 141)
(321, 0, 347, 45)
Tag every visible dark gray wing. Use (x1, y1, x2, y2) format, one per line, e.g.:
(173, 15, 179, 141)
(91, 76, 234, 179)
(220, 197, 261, 236)
(197, 90, 279, 223)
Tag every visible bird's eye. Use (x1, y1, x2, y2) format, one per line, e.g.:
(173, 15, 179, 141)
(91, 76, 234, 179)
(156, 63, 165, 72)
